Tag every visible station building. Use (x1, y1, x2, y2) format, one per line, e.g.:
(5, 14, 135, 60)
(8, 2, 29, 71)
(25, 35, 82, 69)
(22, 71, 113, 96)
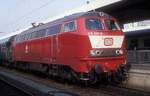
(125, 27, 150, 65)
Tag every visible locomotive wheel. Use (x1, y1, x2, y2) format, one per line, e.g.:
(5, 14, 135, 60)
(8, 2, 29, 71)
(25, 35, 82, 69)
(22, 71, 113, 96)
(112, 67, 128, 84)
(90, 70, 98, 84)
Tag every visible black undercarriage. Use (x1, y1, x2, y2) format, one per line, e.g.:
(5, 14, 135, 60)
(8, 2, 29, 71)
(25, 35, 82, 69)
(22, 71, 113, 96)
(0, 60, 130, 85)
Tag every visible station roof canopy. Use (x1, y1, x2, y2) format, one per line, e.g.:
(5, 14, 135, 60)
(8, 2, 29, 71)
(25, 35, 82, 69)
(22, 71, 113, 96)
(125, 28, 150, 37)
(96, 0, 150, 24)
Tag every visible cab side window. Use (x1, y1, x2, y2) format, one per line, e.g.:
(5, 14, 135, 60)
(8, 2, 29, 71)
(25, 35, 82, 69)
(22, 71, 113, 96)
(64, 21, 76, 32)
(47, 24, 61, 35)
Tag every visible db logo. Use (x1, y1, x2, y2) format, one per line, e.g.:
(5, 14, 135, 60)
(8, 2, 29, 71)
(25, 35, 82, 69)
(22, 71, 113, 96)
(104, 38, 113, 46)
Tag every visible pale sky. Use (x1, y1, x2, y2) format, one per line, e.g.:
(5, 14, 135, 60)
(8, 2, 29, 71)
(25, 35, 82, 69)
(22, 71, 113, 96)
(0, 0, 93, 33)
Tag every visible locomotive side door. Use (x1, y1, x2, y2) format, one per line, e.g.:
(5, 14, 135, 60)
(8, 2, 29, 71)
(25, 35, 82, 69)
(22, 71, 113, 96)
(50, 25, 62, 63)
(51, 34, 58, 63)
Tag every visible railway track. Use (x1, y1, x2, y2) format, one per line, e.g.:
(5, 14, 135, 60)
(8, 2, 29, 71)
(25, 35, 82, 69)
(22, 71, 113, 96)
(0, 66, 149, 96)
(0, 79, 30, 96)
(0, 66, 78, 96)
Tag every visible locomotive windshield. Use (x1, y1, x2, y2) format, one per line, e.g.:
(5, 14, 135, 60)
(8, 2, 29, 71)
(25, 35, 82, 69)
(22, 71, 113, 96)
(105, 20, 120, 30)
(86, 18, 103, 30)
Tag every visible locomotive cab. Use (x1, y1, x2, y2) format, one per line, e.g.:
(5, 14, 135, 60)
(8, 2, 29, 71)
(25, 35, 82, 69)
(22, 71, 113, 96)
(75, 12, 127, 82)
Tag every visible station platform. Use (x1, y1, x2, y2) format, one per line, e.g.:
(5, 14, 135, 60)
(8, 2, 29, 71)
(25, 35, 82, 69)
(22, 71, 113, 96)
(125, 64, 150, 92)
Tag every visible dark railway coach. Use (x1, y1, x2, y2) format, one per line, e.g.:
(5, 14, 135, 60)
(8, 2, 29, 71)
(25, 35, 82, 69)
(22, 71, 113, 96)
(0, 36, 15, 63)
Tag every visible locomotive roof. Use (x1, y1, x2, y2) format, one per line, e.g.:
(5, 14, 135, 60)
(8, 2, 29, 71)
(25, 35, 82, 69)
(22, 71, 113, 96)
(19, 12, 111, 35)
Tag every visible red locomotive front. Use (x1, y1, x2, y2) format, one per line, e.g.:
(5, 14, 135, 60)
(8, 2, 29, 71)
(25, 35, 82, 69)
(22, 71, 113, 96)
(13, 12, 127, 83)
(74, 15, 127, 82)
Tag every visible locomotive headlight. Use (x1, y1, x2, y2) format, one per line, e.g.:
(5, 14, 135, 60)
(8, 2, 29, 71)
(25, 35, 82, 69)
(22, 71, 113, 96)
(90, 50, 103, 56)
(116, 49, 123, 55)
(90, 50, 96, 56)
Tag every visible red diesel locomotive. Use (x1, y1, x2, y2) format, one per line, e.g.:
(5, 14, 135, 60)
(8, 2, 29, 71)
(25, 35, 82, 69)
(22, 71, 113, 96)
(12, 12, 127, 83)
